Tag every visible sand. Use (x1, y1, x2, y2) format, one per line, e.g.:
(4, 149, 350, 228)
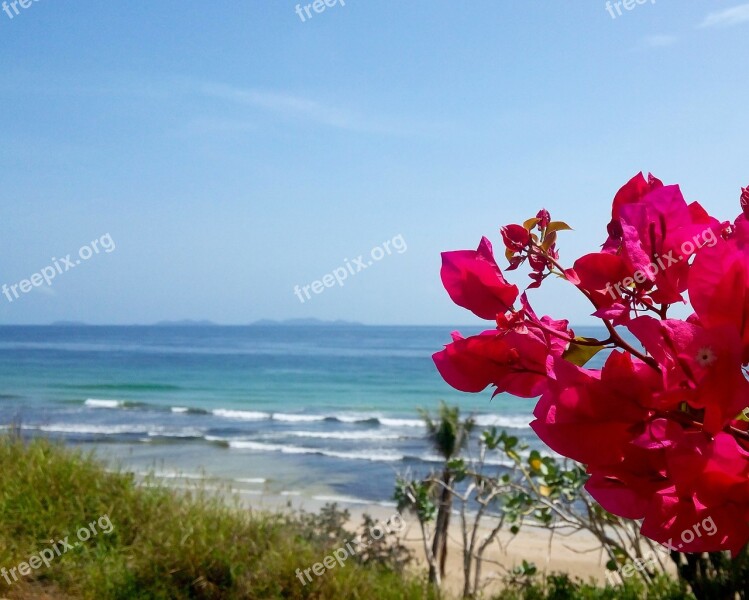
(353, 504, 609, 595)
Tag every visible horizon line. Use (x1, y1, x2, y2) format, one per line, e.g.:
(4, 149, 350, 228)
(0, 321, 602, 328)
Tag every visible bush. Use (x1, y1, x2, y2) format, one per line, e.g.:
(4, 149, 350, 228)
(493, 572, 693, 600)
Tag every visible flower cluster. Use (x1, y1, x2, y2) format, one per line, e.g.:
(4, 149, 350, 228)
(433, 174, 749, 554)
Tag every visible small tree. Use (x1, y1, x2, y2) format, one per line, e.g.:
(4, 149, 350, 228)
(397, 407, 683, 598)
(420, 402, 474, 584)
(394, 476, 441, 587)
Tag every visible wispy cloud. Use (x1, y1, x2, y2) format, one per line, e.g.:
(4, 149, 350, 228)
(642, 34, 678, 48)
(180, 116, 257, 137)
(198, 83, 351, 128)
(0, 75, 440, 137)
(195, 82, 412, 135)
(699, 3, 749, 28)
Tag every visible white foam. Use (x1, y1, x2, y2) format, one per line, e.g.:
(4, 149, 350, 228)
(379, 417, 424, 428)
(473, 414, 531, 429)
(228, 440, 307, 453)
(23, 423, 204, 438)
(336, 414, 374, 423)
(321, 449, 403, 462)
(146, 428, 204, 438)
(226, 440, 403, 462)
(272, 413, 326, 423)
(285, 430, 402, 441)
(35, 423, 145, 434)
(212, 409, 270, 421)
(312, 494, 372, 505)
(84, 399, 123, 409)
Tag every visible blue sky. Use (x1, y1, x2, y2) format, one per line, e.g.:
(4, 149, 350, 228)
(0, 0, 748, 325)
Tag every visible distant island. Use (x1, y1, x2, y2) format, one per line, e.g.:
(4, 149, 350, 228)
(152, 319, 218, 327)
(154, 318, 363, 327)
(37, 319, 365, 327)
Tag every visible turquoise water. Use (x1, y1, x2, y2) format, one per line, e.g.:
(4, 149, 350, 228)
(0, 325, 606, 503)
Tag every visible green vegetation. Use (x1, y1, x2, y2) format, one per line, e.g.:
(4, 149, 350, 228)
(0, 434, 431, 599)
(0, 432, 707, 599)
(493, 572, 691, 600)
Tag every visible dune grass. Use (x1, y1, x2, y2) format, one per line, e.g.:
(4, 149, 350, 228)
(0, 433, 433, 599)
(0, 433, 693, 599)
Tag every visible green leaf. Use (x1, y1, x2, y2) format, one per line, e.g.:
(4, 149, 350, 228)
(563, 337, 605, 367)
(523, 217, 541, 231)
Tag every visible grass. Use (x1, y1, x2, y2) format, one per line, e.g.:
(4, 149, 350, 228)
(491, 573, 693, 600)
(0, 433, 433, 599)
(0, 433, 692, 599)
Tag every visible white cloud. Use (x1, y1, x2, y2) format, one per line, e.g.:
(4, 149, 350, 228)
(700, 3, 749, 28)
(195, 82, 408, 135)
(0, 76, 438, 137)
(642, 34, 678, 48)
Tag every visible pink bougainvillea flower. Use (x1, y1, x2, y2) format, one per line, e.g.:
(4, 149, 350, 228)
(611, 172, 664, 223)
(433, 328, 550, 398)
(641, 431, 749, 554)
(628, 317, 749, 433)
(572, 251, 634, 323)
(603, 172, 663, 252)
(617, 185, 714, 304)
(585, 419, 676, 520)
(517, 293, 572, 357)
(501, 224, 531, 253)
(440, 237, 519, 320)
(689, 225, 749, 363)
(530, 351, 659, 468)
(536, 209, 551, 229)
(434, 174, 749, 555)
(598, 176, 722, 312)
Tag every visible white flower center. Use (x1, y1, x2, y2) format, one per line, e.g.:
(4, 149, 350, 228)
(695, 346, 716, 367)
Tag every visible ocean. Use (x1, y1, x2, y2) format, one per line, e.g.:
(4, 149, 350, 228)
(0, 325, 606, 506)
